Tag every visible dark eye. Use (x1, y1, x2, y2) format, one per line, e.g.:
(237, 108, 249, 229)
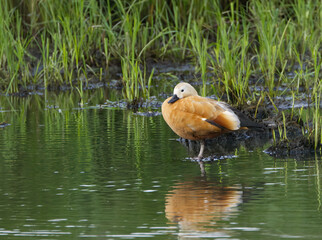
(181, 89, 184, 92)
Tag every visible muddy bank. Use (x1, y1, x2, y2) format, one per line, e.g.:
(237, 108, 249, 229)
(264, 137, 317, 159)
(177, 125, 319, 160)
(178, 128, 272, 161)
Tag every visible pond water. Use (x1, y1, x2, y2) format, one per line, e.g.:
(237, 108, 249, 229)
(1, 89, 322, 240)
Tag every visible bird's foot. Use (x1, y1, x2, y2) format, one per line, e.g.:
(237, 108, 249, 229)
(198, 160, 206, 177)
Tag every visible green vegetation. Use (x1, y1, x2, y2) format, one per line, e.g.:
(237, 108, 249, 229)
(0, 0, 321, 149)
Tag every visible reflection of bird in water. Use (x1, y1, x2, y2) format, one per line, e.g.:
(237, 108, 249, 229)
(165, 179, 242, 238)
(162, 82, 264, 159)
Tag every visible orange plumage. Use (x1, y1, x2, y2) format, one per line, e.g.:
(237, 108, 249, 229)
(165, 180, 242, 231)
(162, 82, 262, 159)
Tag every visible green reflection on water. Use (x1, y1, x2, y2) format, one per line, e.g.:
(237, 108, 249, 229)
(0, 90, 322, 240)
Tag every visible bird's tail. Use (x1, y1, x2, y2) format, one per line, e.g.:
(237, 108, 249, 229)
(231, 107, 266, 130)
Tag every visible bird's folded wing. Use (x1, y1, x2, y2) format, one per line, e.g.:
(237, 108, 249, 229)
(179, 97, 241, 131)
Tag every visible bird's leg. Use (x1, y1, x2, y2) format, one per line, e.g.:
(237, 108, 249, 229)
(197, 140, 205, 160)
(198, 161, 206, 177)
(197, 140, 206, 176)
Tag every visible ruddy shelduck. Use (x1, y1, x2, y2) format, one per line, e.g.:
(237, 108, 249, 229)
(162, 82, 263, 159)
(165, 180, 242, 231)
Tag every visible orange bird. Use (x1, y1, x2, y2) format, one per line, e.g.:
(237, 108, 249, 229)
(162, 82, 263, 159)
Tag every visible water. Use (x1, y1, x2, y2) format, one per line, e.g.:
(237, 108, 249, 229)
(1, 90, 322, 239)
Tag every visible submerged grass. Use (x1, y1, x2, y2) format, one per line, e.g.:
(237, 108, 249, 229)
(0, 0, 321, 149)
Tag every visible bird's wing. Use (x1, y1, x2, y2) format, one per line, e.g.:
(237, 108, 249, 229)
(178, 96, 241, 131)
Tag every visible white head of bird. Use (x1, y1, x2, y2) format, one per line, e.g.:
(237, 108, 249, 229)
(168, 82, 199, 103)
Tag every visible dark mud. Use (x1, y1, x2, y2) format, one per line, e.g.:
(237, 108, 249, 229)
(264, 137, 317, 159)
(178, 128, 272, 161)
(178, 124, 319, 160)
(262, 112, 321, 159)
(0, 121, 10, 128)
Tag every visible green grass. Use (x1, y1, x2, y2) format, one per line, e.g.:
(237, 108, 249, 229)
(121, 57, 154, 105)
(209, 3, 252, 103)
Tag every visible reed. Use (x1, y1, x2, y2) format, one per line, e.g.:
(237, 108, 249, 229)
(121, 57, 154, 105)
(209, 4, 251, 104)
(291, 0, 321, 60)
(310, 43, 322, 99)
(296, 89, 322, 151)
(189, 21, 209, 97)
(252, 1, 288, 95)
(313, 92, 321, 149)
